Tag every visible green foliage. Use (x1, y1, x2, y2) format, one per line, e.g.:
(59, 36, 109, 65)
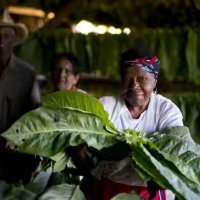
(185, 30, 200, 84)
(151, 127, 200, 188)
(0, 183, 85, 200)
(2, 105, 118, 158)
(38, 184, 85, 200)
(14, 28, 200, 87)
(165, 93, 200, 144)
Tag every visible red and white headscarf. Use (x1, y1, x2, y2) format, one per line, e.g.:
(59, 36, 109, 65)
(124, 56, 160, 79)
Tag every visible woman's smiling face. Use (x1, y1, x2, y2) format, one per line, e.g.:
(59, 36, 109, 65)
(52, 58, 79, 91)
(122, 66, 157, 108)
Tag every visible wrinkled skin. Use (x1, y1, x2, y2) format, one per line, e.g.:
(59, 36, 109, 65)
(52, 58, 80, 91)
(122, 66, 157, 118)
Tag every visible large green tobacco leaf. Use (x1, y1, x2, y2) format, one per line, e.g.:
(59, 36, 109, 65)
(2, 106, 119, 157)
(143, 145, 200, 200)
(129, 140, 200, 200)
(124, 127, 200, 200)
(41, 91, 118, 133)
(149, 126, 200, 188)
(41, 91, 104, 117)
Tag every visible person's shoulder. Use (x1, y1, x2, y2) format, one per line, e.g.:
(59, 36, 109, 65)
(153, 93, 180, 111)
(13, 55, 35, 73)
(99, 95, 123, 113)
(152, 94, 183, 128)
(153, 93, 173, 103)
(99, 95, 119, 104)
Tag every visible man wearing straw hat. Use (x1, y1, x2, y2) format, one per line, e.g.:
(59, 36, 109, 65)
(0, 9, 40, 183)
(0, 9, 40, 134)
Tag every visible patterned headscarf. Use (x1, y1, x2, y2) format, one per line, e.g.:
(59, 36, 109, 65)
(124, 56, 160, 79)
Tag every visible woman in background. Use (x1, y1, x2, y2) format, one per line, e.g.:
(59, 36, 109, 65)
(51, 52, 86, 93)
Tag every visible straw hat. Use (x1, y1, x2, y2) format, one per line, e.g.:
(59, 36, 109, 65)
(0, 9, 28, 45)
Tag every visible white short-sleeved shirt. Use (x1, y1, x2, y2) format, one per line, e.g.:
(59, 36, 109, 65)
(91, 93, 183, 188)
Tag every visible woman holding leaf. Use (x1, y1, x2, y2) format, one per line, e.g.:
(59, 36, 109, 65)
(80, 44, 184, 200)
(1, 52, 198, 198)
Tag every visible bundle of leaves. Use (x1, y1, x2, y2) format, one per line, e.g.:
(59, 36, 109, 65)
(1, 91, 200, 200)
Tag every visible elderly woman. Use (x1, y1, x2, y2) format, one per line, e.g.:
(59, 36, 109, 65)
(80, 45, 183, 200)
(100, 46, 183, 133)
(51, 53, 86, 93)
